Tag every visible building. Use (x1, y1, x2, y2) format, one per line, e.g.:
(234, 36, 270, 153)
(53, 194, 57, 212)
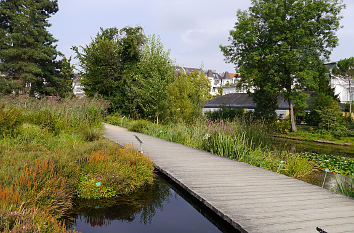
(326, 62, 354, 103)
(205, 70, 245, 96)
(203, 93, 291, 119)
(72, 74, 85, 98)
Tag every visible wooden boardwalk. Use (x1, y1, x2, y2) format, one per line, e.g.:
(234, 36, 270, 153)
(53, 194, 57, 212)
(104, 124, 354, 233)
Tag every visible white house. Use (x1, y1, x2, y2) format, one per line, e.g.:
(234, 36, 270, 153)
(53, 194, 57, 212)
(205, 70, 245, 96)
(326, 62, 353, 103)
(72, 74, 85, 98)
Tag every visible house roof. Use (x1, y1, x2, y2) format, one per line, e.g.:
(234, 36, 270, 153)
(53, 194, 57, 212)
(204, 92, 324, 110)
(204, 93, 290, 110)
(175, 66, 202, 75)
(206, 70, 214, 77)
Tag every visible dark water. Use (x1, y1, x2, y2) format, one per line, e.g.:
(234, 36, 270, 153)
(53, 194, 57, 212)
(67, 174, 237, 233)
(272, 137, 354, 158)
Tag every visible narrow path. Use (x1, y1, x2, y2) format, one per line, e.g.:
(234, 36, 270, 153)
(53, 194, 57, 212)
(104, 123, 354, 233)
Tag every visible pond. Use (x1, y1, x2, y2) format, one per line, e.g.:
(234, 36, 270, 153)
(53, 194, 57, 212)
(66, 173, 238, 233)
(272, 137, 354, 158)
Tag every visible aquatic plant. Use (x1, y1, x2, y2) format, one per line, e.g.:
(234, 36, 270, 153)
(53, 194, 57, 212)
(300, 152, 354, 175)
(335, 177, 354, 198)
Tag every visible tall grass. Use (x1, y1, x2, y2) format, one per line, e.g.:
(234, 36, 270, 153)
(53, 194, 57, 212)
(0, 97, 154, 232)
(109, 116, 314, 180)
(335, 177, 354, 198)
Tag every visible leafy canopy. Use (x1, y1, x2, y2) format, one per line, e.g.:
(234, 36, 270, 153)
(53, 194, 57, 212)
(221, 0, 344, 129)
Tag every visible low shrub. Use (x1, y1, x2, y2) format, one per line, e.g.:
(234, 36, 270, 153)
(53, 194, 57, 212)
(0, 104, 23, 137)
(127, 119, 152, 133)
(284, 155, 314, 178)
(81, 127, 102, 141)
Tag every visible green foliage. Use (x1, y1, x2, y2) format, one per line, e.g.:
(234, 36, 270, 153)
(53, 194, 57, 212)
(307, 93, 343, 130)
(133, 35, 176, 122)
(285, 155, 314, 178)
(0, 0, 72, 97)
(293, 93, 309, 123)
(205, 107, 245, 121)
(300, 152, 353, 175)
(81, 127, 102, 142)
(0, 104, 23, 137)
(166, 71, 211, 123)
(0, 99, 154, 231)
(221, 0, 344, 130)
(335, 177, 354, 198)
(76, 176, 116, 199)
(73, 27, 146, 115)
(127, 119, 152, 133)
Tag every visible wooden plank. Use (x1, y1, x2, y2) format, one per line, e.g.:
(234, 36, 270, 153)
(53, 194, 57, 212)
(104, 124, 354, 233)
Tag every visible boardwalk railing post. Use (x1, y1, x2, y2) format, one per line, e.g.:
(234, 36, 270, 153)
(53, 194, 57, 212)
(277, 160, 284, 173)
(134, 135, 143, 153)
(121, 116, 126, 127)
(322, 168, 329, 188)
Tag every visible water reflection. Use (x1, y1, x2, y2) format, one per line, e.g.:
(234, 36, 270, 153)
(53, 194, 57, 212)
(67, 174, 235, 233)
(67, 176, 172, 228)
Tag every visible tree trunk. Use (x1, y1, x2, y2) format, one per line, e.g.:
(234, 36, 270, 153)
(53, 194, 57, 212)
(289, 100, 297, 132)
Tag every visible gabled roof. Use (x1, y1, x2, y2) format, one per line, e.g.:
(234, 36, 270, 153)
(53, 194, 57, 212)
(175, 66, 202, 75)
(204, 93, 290, 110)
(206, 70, 214, 77)
(204, 92, 322, 110)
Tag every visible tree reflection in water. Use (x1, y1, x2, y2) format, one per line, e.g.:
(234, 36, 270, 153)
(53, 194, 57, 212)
(66, 176, 172, 228)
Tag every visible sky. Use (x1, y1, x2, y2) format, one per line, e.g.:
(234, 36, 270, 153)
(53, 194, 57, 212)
(49, 0, 354, 73)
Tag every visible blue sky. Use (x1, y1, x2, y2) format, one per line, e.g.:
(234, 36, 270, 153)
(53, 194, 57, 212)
(49, 0, 354, 73)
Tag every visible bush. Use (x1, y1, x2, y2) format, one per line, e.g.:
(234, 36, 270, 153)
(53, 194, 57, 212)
(81, 127, 102, 141)
(285, 155, 313, 178)
(205, 107, 244, 121)
(127, 119, 152, 133)
(0, 104, 23, 137)
(307, 94, 343, 130)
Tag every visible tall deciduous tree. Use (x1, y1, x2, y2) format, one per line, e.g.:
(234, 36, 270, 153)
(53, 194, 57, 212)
(0, 0, 68, 96)
(166, 71, 211, 122)
(135, 35, 176, 123)
(73, 27, 146, 114)
(332, 57, 354, 114)
(221, 0, 344, 132)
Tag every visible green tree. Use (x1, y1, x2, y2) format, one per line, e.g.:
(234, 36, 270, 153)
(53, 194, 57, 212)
(73, 27, 146, 114)
(134, 35, 176, 123)
(166, 71, 211, 122)
(56, 56, 75, 97)
(332, 57, 354, 114)
(221, 0, 344, 132)
(0, 0, 67, 96)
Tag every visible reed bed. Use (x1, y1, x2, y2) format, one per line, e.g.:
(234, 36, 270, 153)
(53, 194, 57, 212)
(0, 97, 154, 232)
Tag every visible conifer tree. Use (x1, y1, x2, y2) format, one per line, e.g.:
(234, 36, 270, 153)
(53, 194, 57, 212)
(0, 0, 68, 96)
